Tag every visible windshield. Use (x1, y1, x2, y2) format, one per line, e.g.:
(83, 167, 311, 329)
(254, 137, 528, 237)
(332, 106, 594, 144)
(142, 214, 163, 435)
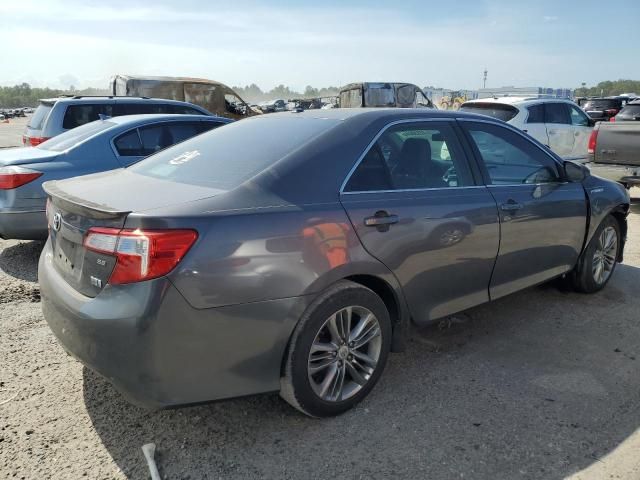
(364, 84, 395, 107)
(28, 102, 53, 130)
(459, 103, 519, 122)
(129, 116, 339, 190)
(38, 120, 115, 151)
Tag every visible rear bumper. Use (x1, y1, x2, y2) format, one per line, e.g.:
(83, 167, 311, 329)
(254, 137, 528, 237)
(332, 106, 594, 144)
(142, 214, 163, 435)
(0, 209, 47, 240)
(586, 163, 640, 187)
(39, 240, 308, 408)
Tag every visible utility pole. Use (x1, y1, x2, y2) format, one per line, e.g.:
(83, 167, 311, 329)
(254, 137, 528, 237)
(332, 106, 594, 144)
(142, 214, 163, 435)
(483, 68, 488, 89)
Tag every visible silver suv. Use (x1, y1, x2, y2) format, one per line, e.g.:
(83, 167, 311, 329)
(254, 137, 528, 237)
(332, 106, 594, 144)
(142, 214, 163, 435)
(23, 96, 211, 146)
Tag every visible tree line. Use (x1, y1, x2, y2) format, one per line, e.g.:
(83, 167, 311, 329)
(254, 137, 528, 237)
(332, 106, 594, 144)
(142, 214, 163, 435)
(573, 79, 640, 98)
(0, 83, 110, 108)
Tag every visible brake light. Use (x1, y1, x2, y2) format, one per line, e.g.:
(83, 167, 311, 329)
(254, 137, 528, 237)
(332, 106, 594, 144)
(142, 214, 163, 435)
(26, 136, 51, 146)
(0, 166, 42, 189)
(605, 109, 619, 116)
(84, 227, 198, 284)
(587, 129, 598, 155)
(610, 116, 616, 122)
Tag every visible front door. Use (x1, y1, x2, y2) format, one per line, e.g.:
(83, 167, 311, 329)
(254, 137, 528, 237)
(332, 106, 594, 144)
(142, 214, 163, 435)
(460, 120, 587, 300)
(567, 103, 593, 163)
(340, 120, 500, 323)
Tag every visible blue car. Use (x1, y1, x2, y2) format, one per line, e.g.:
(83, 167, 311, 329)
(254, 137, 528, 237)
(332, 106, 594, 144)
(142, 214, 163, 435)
(0, 114, 231, 240)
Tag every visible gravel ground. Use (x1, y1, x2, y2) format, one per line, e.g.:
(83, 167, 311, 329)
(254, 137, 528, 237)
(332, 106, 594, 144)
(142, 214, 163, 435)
(0, 116, 28, 148)
(0, 195, 639, 480)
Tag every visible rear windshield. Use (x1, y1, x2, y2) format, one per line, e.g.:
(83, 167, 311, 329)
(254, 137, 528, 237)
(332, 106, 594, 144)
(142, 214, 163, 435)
(583, 99, 622, 109)
(129, 116, 339, 190)
(28, 102, 54, 130)
(38, 120, 115, 152)
(618, 105, 640, 117)
(459, 103, 519, 122)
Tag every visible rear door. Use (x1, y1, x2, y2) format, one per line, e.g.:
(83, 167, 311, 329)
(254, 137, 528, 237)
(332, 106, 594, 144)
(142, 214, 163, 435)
(567, 103, 593, 163)
(340, 120, 500, 323)
(459, 120, 587, 300)
(522, 103, 549, 146)
(544, 102, 575, 158)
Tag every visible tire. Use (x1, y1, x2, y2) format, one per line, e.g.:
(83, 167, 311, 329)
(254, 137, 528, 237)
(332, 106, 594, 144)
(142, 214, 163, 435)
(280, 280, 392, 417)
(568, 215, 621, 293)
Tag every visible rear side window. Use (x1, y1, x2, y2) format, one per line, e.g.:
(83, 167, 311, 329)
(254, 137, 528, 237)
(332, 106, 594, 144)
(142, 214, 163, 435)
(129, 117, 339, 189)
(63, 104, 113, 129)
(544, 103, 570, 124)
(526, 104, 544, 123)
(464, 122, 561, 185)
(114, 129, 143, 156)
(459, 103, 518, 122)
(165, 104, 205, 115)
(28, 102, 54, 130)
(140, 124, 174, 155)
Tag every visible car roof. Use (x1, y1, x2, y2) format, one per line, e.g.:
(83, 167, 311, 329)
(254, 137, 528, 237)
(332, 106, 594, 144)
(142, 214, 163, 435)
(40, 96, 206, 106)
(103, 114, 230, 126)
(462, 97, 575, 107)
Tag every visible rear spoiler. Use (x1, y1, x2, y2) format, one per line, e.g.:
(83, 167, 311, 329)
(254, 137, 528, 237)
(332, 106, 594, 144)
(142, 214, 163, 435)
(43, 180, 131, 219)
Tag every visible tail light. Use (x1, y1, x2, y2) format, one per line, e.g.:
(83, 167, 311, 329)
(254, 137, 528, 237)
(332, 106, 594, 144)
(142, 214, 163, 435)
(0, 166, 43, 189)
(587, 129, 598, 155)
(84, 227, 198, 284)
(25, 136, 51, 146)
(610, 116, 616, 122)
(605, 109, 619, 117)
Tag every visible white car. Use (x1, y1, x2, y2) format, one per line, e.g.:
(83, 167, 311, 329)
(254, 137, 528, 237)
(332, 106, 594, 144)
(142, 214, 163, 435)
(460, 97, 595, 163)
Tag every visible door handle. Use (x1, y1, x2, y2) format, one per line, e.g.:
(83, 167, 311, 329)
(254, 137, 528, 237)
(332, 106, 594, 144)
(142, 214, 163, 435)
(364, 212, 399, 227)
(522, 129, 528, 133)
(500, 202, 523, 211)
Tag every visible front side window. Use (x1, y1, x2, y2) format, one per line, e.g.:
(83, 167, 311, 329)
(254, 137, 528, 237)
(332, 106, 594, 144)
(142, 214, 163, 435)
(62, 104, 113, 129)
(568, 104, 590, 126)
(464, 123, 561, 185)
(344, 122, 472, 192)
(544, 103, 570, 124)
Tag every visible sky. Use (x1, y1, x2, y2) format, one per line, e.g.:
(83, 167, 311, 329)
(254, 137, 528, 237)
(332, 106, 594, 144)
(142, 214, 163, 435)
(0, 0, 638, 91)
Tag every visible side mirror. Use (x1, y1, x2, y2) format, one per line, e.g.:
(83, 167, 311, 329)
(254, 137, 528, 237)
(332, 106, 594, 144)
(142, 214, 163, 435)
(564, 161, 589, 182)
(588, 118, 596, 127)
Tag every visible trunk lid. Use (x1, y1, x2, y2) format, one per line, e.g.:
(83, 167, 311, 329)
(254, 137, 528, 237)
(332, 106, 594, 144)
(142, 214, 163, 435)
(0, 147, 60, 167)
(43, 169, 224, 297)
(593, 122, 640, 166)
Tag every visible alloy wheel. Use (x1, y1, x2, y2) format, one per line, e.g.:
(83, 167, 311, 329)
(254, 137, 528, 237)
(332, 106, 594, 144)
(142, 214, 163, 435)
(307, 306, 382, 402)
(592, 226, 617, 285)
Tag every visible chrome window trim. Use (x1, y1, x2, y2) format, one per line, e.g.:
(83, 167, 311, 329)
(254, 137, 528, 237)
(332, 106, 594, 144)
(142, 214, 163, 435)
(339, 117, 458, 194)
(341, 185, 488, 195)
(456, 117, 566, 184)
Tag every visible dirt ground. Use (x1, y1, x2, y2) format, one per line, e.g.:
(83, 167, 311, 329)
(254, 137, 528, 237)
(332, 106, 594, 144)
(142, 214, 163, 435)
(0, 191, 639, 479)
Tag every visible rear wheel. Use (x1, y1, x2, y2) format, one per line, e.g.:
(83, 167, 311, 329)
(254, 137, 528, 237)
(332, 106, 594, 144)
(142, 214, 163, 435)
(280, 281, 392, 417)
(568, 215, 620, 293)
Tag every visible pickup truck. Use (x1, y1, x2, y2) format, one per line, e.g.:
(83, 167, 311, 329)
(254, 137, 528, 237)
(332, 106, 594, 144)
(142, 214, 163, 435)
(587, 122, 640, 188)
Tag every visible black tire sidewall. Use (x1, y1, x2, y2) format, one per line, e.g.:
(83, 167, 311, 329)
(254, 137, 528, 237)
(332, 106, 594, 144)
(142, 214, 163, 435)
(287, 282, 392, 417)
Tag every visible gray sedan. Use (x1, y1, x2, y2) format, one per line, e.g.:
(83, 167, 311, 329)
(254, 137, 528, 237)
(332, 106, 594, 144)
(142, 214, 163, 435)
(39, 109, 630, 417)
(0, 114, 231, 240)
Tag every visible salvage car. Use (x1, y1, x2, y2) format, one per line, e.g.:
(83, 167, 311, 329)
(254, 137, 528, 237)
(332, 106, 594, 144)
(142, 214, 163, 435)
(460, 97, 594, 163)
(40, 108, 629, 417)
(23, 96, 212, 146)
(339, 82, 434, 109)
(1, 114, 230, 240)
(586, 120, 640, 188)
(110, 75, 260, 120)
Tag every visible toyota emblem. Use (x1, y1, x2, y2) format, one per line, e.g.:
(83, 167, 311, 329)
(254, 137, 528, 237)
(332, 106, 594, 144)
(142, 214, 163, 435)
(52, 212, 62, 232)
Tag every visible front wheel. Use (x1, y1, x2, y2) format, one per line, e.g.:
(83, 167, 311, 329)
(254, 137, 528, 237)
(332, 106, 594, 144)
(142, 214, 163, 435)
(280, 281, 392, 417)
(568, 215, 620, 293)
